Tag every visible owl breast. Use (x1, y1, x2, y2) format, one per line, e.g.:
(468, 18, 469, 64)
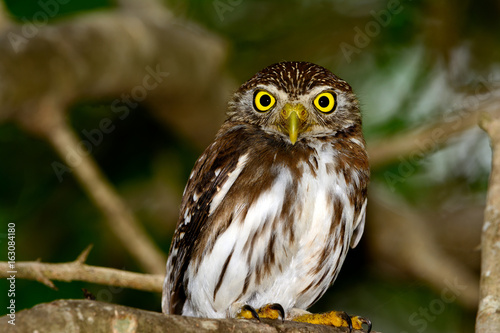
(181, 137, 366, 318)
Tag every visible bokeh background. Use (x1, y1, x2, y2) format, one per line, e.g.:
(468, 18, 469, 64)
(2, 0, 500, 332)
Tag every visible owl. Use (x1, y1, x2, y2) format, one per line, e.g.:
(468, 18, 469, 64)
(162, 62, 370, 331)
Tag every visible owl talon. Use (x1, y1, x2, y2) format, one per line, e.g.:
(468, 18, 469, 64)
(237, 304, 260, 321)
(271, 303, 286, 323)
(338, 311, 353, 332)
(257, 303, 285, 322)
(351, 315, 372, 333)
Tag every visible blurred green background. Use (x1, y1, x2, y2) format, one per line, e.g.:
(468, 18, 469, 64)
(2, 0, 500, 332)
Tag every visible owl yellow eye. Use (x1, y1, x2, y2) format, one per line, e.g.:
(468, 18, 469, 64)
(254, 90, 276, 112)
(314, 92, 336, 113)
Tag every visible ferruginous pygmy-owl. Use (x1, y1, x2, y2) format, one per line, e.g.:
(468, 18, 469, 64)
(162, 61, 371, 331)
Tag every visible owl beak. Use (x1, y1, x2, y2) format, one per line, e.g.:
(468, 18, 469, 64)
(282, 103, 308, 145)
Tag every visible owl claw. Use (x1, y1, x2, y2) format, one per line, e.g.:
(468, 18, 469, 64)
(238, 304, 260, 321)
(237, 303, 286, 323)
(337, 311, 353, 332)
(351, 315, 372, 333)
(265, 303, 285, 322)
(365, 317, 372, 333)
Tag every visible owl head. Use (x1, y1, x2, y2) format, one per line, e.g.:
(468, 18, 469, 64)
(227, 61, 361, 145)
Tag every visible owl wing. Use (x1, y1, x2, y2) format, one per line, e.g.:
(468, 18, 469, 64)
(349, 198, 367, 248)
(163, 124, 247, 314)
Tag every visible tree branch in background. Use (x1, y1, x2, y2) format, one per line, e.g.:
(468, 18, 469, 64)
(476, 108, 500, 332)
(0, 1, 228, 274)
(0, 246, 163, 293)
(29, 100, 167, 274)
(368, 94, 500, 170)
(0, 1, 228, 146)
(15, 97, 167, 274)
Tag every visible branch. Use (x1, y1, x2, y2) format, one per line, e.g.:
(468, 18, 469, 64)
(476, 108, 500, 332)
(0, 4, 227, 146)
(0, 247, 163, 293)
(0, 300, 378, 333)
(368, 94, 500, 169)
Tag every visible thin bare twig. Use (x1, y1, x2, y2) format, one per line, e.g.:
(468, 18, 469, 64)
(76, 244, 94, 264)
(0, 248, 163, 293)
(476, 109, 500, 332)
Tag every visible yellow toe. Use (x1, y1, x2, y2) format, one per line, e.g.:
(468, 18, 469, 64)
(293, 311, 350, 327)
(236, 305, 259, 319)
(256, 303, 284, 320)
(293, 311, 372, 332)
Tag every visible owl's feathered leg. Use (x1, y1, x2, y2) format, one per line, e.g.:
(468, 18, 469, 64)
(291, 309, 372, 332)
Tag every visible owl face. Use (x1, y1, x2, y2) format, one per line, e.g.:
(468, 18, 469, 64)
(227, 62, 361, 144)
